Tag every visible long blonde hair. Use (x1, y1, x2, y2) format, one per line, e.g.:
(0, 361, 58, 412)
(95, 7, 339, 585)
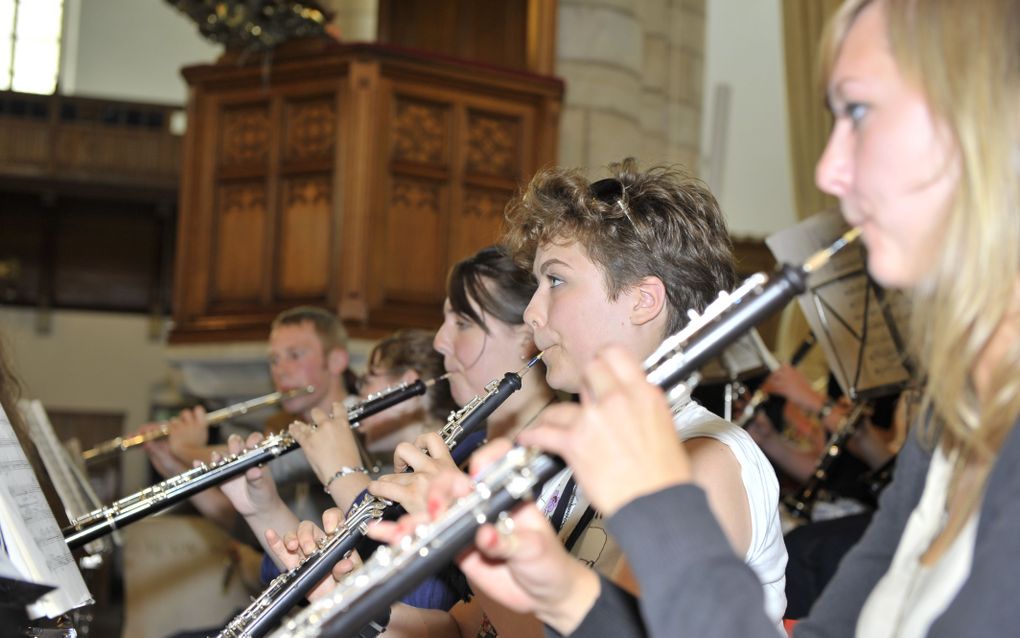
(821, 0, 1020, 494)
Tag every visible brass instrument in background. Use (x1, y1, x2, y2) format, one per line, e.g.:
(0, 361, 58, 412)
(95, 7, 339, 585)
(80, 386, 315, 463)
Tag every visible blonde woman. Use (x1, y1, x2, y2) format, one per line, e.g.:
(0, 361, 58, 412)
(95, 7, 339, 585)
(408, 1, 1020, 636)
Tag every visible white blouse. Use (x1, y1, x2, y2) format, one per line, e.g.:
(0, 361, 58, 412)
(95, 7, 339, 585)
(856, 447, 979, 637)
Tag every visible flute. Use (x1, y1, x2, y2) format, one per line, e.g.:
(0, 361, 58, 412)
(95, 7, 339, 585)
(81, 386, 316, 463)
(63, 375, 447, 550)
(273, 228, 862, 638)
(216, 356, 542, 638)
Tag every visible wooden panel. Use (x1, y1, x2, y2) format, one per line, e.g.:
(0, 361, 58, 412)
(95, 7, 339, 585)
(382, 176, 447, 302)
(171, 43, 563, 342)
(0, 120, 49, 167)
(54, 125, 181, 180)
(218, 105, 271, 169)
(211, 182, 267, 303)
(0, 91, 181, 189)
(378, 0, 531, 71)
(54, 208, 160, 309)
(276, 174, 332, 298)
(449, 185, 511, 265)
(390, 95, 451, 168)
(283, 96, 336, 163)
(465, 109, 522, 180)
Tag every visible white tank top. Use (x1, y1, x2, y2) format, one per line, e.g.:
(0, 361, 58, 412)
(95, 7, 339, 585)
(673, 400, 789, 627)
(856, 447, 978, 638)
(535, 400, 788, 627)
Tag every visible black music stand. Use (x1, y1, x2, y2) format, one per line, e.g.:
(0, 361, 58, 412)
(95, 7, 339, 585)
(766, 210, 912, 401)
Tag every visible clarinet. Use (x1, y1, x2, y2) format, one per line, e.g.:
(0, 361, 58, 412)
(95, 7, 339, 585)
(215, 357, 541, 638)
(63, 376, 447, 550)
(272, 228, 863, 638)
(783, 401, 871, 520)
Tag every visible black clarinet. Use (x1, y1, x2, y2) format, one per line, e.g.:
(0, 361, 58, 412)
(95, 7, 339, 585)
(273, 229, 863, 638)
(215, 358, 540, 638)
(783, 401, 870, 520)
(63, 377, 446, 550)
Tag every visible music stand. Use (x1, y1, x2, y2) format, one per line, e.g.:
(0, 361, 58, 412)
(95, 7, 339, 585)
(766, 209, 912, 401)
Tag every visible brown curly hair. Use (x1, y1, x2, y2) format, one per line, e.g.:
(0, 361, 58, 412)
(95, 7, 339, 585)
(503, 158, 736, 336)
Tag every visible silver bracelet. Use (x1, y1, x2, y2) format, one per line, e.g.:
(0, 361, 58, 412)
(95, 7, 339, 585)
(323, 466, 368, 493)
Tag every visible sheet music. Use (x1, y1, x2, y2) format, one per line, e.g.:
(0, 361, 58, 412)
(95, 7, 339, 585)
(20, 401, 86, 523)
(766, 209, 912, 399)
(0, 404, 92, 618)
(718, 330, 777, 379)
(20, 400, 113, 554)
(0, 544, 28, 580)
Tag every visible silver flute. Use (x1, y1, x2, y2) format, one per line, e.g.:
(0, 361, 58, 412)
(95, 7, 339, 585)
(63, 375, 448, 550)
(81, 386, 316, 463)
(272, 229, 863, 638)
(216, 356, 542, 638)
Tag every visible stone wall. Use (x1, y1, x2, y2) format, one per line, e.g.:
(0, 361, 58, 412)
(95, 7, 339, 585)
(555, 0, 705, 175)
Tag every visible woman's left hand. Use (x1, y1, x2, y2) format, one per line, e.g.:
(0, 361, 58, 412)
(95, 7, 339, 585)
(289, 404, 364, 485)
(367, 432, 460, 514)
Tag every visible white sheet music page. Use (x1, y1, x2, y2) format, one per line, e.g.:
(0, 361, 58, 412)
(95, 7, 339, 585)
(0, 404, 92, 618)
(19, 400, 85, 522)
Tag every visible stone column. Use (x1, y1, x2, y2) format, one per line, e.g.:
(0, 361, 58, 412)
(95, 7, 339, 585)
(555, 0, 706, 174)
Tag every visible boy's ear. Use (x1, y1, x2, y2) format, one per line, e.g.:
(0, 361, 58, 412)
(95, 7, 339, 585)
(327, 347, 350, 375)
(630, 276, 667, 326)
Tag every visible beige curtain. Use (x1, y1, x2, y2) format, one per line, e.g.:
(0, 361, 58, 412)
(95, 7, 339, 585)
(782, 0, 843, 220)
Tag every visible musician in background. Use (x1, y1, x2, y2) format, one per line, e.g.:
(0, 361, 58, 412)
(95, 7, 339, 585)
(354, 329, 458, 468)
(748, 369, 902, 506)
(218, 326, 459, 594)
(143, 305, 355, 531)
(416, 1, 1020, 635)
(745, 363, 907, 619)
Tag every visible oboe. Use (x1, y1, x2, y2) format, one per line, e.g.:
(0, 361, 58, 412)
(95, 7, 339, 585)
(63, 375, 447, 550)
(80, 386, 316, 463)
(216, 356, 541, 638)
(273, 228, 862, 638)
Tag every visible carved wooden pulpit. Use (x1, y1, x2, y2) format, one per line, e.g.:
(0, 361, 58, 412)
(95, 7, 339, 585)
(171, 40, 562, 342)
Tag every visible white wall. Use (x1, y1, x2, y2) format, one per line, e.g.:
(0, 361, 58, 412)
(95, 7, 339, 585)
(701, 0, 796, 238)
(62, 0, 221, 104)
(0, 308, 175, 491)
